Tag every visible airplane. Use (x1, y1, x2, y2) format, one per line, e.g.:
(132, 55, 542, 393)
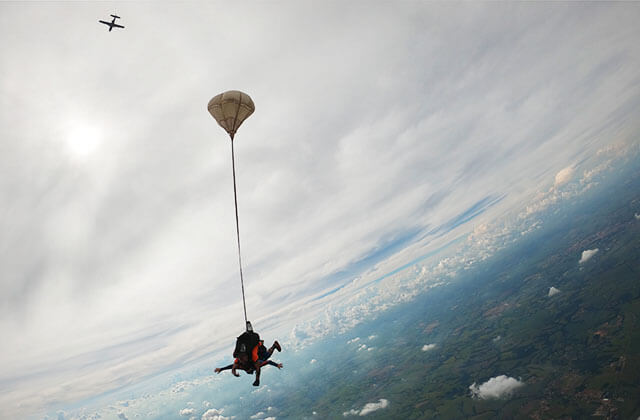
(99, 14, 125, 32)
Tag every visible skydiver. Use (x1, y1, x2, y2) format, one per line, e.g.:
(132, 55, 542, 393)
(215, 339, 282, 386)
(214, 345, 283, 374)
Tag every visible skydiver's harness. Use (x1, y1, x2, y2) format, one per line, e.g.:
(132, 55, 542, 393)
(234, 329, 260, 364)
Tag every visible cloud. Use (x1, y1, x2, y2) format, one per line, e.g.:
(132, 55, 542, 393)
(422, 344, 436, 351)
(180, 408, 196, 416)
(360, 399, 390, 416)
(251, 385, 272, 395)
(291, 325, 313, 342)
(310, 359, 317, 364)
(579, 248, 599, 264)
(469, 375, 524, 399)
(554, 165, 575, 187)
(201, 409, 230, 420)
(348, 337, 361, 344)
(548, 286, 561, 297)
(70, 412, 103, 420)
(117, 413, 129, 420)
(516, 142, 639, 223)
(172, 383, 187, 393)
(368, 335, 377, 340)
(250, 409, 274, 420)
(343, 399, 390, 416)
(635, 213, 640, 220)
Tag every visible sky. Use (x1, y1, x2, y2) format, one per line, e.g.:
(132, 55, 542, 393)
(1, 2, 639, 419)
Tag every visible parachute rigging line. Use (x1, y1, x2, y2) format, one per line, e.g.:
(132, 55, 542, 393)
(230, 133, 248, 327)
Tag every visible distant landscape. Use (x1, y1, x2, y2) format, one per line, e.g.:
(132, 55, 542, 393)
(223, 163, 640, 419)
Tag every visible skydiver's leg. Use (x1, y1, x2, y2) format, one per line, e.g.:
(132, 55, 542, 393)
(257, 344, 270, 361)
(268, 340, 282, 355)
(214, 364, 234, 374)
(253, 362, 261, 386)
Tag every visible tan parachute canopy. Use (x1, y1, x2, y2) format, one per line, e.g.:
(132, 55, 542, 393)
(207, 90, 255, 140)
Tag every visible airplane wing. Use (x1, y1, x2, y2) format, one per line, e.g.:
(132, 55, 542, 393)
(98, 20, 111, 25)
(112, 23, 125, 28)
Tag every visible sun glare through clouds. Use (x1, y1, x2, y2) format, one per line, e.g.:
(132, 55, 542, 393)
(63, 123, 103, 161)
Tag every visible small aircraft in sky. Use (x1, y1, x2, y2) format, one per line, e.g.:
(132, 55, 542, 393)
(99, 15, 125, 32)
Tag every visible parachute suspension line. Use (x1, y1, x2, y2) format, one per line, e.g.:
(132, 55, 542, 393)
(230, 135, 249, 327)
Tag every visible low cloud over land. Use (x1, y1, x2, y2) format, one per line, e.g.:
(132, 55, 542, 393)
(201, 408, 229, 420)
(343, 399, 389, 416)
(469, 375, 524, 399)
(579, 248, 599, 264)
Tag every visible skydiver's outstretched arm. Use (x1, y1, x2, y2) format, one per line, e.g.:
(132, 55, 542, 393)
(259, 360, 283, 369)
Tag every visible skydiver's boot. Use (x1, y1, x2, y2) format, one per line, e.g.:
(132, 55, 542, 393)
(253, 378, 260, 386)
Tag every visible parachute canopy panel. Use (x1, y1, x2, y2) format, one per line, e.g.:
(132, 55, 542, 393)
(208, 90, 255, 139)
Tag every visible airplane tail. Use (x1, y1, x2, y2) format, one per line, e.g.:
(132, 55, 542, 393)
(111, 14, 121, 19)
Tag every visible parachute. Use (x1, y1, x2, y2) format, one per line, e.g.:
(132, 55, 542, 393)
(207, 90, 255, 140)
(208, 93, 282, 387)
(207, 90, 255, 332)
